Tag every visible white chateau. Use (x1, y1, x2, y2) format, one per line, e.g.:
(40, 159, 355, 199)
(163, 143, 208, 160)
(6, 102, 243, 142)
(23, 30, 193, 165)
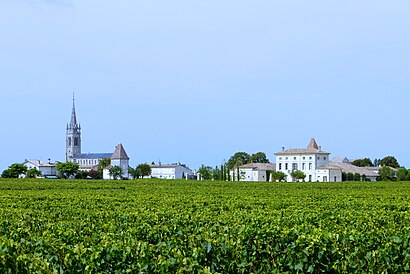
(150, 163, 194, 179)
(275, 138, 342, 182)
(66, 96, 130, 178)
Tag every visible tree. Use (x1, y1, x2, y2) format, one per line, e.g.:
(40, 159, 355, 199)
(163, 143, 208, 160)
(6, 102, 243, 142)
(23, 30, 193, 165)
(354, 173, 361, 181)
(198, 165, 212, 180)
(291, 170, 306, 182)
(249, 152, 269, 164)
(271, 171, 286, 182)
(1, 163, 28, 178)
(378, 166, 396, 181)
(109, 166, 123, 180)
(97, 158, 111, 176)
(136, 163, 151, 179)
(347, 173, 354, 181)
(129, 167, 138, 179)
(88, 169, 101, 179)
(226, 152, 250, 170)
(75, 170, 89, 179)
(396, 168, 409, 181)
(379, 156, 400, 168)
(352, 158, 374, 167)
(212, 166, 220, 181)
(56, 162, 80, 179)
(26, 168, 42, 178)
(342, 172, 347, 181)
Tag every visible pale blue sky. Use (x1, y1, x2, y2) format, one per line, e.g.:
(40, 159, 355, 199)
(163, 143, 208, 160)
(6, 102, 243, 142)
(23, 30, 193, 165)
(1, 0, 409, 171)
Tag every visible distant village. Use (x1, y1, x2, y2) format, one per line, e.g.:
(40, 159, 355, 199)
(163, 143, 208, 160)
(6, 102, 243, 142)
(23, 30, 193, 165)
(2, 96, 406, 182)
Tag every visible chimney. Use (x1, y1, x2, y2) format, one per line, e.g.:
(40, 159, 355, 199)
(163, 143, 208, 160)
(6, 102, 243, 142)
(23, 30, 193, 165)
(319, 146, 322, 152)
(282, 147, 285, 151)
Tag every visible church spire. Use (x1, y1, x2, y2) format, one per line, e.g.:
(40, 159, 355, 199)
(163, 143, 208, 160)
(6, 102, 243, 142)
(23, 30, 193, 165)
(70, 93, 79, 129)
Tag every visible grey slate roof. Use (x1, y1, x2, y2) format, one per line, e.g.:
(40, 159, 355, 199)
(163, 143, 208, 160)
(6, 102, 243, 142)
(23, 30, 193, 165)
(239, 163, 276, 171)
(73, 153, 112, 159)
(151, 164, 193, 171)
(275, 148, 330, 155)
(330, 163, 380, 177)
(111, 144, 129, 160)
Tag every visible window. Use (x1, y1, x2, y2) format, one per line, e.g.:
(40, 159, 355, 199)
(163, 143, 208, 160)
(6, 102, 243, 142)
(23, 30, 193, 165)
(285, 157, 288, 160)
(279, 163, 282, 170)
(292, 163, 298, 171)
(302, 163, 305, 170)
(334, 176, 337, 182)
(309, 175, 312, 182)
(309, 157, 312, 160)
(309, 163, 312, 170)
(285, 163, 288, 170)
(293, 157, 296, 160)
(74, 137, 78, 146)
(302, 157, 305, 160)
(279, 157, 282, 160)
(323, 176, 327, 182)
(318, 157, 320, 160)
(68, 137, 71, 146)
(324, 157, 326, 160)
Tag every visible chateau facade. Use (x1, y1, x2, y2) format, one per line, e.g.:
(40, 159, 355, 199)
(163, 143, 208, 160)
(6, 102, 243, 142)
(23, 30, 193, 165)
(275, 138, 342, 182)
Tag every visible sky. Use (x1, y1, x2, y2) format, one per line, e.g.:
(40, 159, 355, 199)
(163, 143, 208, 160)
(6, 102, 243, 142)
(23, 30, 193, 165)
(0, 0, 409, 171)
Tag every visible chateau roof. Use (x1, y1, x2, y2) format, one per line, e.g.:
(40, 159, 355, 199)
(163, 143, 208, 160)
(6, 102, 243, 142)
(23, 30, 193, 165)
(275, 138, 330, 155)
(239, 163, 276, 171)
(111, 144, 129, 160)
(275, 148, 330, 155)
(73, 153, 112, 159)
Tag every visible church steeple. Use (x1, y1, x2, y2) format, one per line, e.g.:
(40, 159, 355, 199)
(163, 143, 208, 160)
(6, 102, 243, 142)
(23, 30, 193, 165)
(69, 93, 80, 131)
(66, 93, 81, 162)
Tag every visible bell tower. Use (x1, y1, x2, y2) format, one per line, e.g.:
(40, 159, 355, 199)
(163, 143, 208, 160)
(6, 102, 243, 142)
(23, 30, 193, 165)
(66, 94, 81, 162)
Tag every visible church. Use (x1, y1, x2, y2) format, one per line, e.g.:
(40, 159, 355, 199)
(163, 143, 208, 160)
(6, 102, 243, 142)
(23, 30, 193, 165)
(66, 96, 130, 179)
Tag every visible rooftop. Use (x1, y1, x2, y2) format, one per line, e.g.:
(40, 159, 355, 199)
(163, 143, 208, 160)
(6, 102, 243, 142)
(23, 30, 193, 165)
(111, 144, 129, 160)
(275, 138, 330, 155)
(73, 153, 112, 160)
(239, 163, 276, 171)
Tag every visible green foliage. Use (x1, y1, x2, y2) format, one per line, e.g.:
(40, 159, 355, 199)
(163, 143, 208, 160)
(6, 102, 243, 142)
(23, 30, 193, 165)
(0, 179, 408, 273)
(56, 162, 80, 179)
(226, 152, 250, 170)
(379, 156, 400, 168)
(347, 173, 354, 181)
(109, 166, 123, 180)
(291, 170, 306, 182)
(135, 163, 152, 179)
(271, 171, 286, 182)
(379, 166, 396, 181)
(1, 163, 28, 178)
(354, 173, 361, 181)
(249, 152, 269, 164)
(352, 158, 374, 167)
(75, 170, 89, 180)
(397, 168, 410, 181)
(97, 158, 111, 172)
(26, 168, 42, 178)
(198, 165, 212, 180)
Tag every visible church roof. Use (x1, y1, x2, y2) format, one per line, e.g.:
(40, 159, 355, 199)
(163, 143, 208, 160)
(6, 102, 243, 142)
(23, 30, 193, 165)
(73, 153, 112, 159)
(111, 144, 129, 160)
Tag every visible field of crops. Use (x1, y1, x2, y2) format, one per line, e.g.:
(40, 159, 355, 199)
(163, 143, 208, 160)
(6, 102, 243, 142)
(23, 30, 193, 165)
(0, 179, 408, 273)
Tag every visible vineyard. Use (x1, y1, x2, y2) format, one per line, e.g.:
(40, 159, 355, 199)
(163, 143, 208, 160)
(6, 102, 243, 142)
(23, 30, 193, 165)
(0, 179, 408, 273)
